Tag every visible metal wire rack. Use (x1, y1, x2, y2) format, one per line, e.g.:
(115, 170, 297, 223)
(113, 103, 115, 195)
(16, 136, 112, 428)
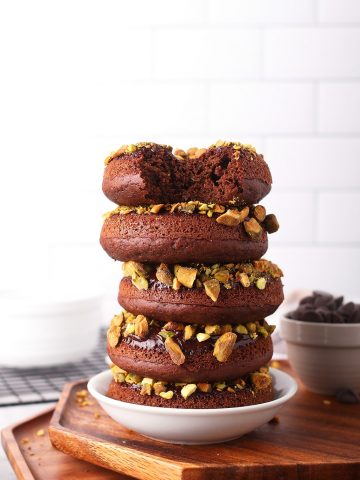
(0, 328, 107, 407)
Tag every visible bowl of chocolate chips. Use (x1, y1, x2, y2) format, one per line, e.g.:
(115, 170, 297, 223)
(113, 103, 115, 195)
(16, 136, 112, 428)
(280, 291, 360, 399)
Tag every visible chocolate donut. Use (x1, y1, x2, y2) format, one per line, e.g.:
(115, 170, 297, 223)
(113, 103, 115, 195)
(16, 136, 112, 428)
(100, 210, 269, 263)
(107, 366, 273, 409)
(118, 260, 284, 324)
(103, 141, 272, 206)
(107, 323, 273, 383)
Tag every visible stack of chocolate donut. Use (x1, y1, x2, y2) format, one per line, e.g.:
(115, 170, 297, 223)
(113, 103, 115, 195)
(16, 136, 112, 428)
(100, 141, 283, 408)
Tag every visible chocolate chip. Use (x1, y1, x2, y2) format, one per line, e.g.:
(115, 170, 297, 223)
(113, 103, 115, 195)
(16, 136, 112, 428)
(303, 310, 324, 323)
(286, 292, 360, 324)
(336, 389, 360, 404)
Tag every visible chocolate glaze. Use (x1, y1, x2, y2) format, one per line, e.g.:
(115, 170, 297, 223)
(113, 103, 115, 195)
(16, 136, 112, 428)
(108, 324, 273, 383)
(118, 276, 284, 325)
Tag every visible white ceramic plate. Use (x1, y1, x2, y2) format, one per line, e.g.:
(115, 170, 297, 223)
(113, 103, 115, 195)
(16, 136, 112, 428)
(88, 368, 297, 444)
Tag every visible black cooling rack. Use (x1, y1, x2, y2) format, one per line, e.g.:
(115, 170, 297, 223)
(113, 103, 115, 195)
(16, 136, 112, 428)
(0, 328, 107, 407)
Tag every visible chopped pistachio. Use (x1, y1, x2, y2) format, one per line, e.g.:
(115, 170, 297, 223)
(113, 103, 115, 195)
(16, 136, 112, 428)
(214, 382, 226, 391)
(204, 324, 221, 335)
(257, 326, 269, 337)
(196, 332, 210, 342)
(132, 275, 149, 290)
(239, 272, 250, 288)
(235, 324, 248, 335)
(125, 373, 142, 384)
(184, 325, 196, 340)
(164, 337, 186, 365)
(123, 323, 135, 337)
(197, 383, 212, 393)
(264, 214, 280, 234)
(256, 277, 267, 290)
(174, 265, 197, 288)
(159, 390, 174, 400)
(251, 372, 272, 390)
(246, 322, 257, 333)
(134, 315, 149, 338)
(213, 332, 237, 362)
(107, 325, 121, 348)
(153, 382, 167, 395)
(156, 263, 174, 286)
(253, 205, 266, 222)
(150, 204, 164, 214)
(244, 218, 263, 239)
(203, 279, 220, 302)
(181, 384, 197, 399)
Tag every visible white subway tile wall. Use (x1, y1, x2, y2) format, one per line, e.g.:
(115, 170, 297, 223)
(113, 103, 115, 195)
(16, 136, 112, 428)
(1, 0, 360, 303)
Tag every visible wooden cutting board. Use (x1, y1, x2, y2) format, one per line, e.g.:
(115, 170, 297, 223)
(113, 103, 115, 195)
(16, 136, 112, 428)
(2, 362, 360, 480)
(1, 407, 128, 480)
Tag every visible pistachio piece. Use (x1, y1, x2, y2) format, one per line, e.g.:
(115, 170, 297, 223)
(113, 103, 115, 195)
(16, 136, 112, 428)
(125, 373, 142, 384)
(111, 365, 126, 383)
(197, 383, 212, 393)
(156, 263, 174, 286)
(150, 204, 164, 214)
(227, 387, 236, 393)
(246, 322, 257, 333)
(183, 325, 196, 340)
(140, 378, 154, 396)
(141, 377, 154, 386)
(196, 332, 210, 342)
(204, 324, 221, 335)
(264, 214, 280, 234)
(174, 265, 197, 288)
(153, 382, 167, 395)
(123, 261, 147, 279)
(244, 218, 263, 238)
(214, 382, 226, 391)
(214, 269, 230, 283)
(123, 323, 135, 337)
(236, 379, 246, 389)
(213, 332, 237, 362)
(134, 315, 149, 338)
(256, 277, 267, 290)
(159, 390, 174, 400)
(239, 272, 250, 288)
(251, 372, 272, 390)
(140, 384, 152, 395)
(181, 384, 197, 399)
(164, 337, 186, 365)
(257, 326, 269, 337)
(164, 321, 184, 331)
(132, 275, 149, 291)
(107, 324, 121, 348)
(174, 148, 187, 159)
(203, 279, 220, 302)
(235, 324, 248, 335)
(172, 277, 181, 290)
(213, 204, 226, 213)
(110, 313, 124, 327)
(253, 205, 266, 222)
(216, 209, 243, 227)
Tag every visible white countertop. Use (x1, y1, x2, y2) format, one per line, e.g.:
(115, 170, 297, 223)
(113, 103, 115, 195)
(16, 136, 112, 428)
(0, 403, 54, 480)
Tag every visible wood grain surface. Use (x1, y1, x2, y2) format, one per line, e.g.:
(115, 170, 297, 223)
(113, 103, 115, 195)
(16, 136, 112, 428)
(2, 362, 360, 480)
(1, 407, 127, 480)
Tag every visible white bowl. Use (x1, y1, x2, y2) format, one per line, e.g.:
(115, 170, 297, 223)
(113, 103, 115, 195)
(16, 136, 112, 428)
(280, 316, 360, 395)
(0, 289, 104, 367)
(88, 368, 297, 445)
